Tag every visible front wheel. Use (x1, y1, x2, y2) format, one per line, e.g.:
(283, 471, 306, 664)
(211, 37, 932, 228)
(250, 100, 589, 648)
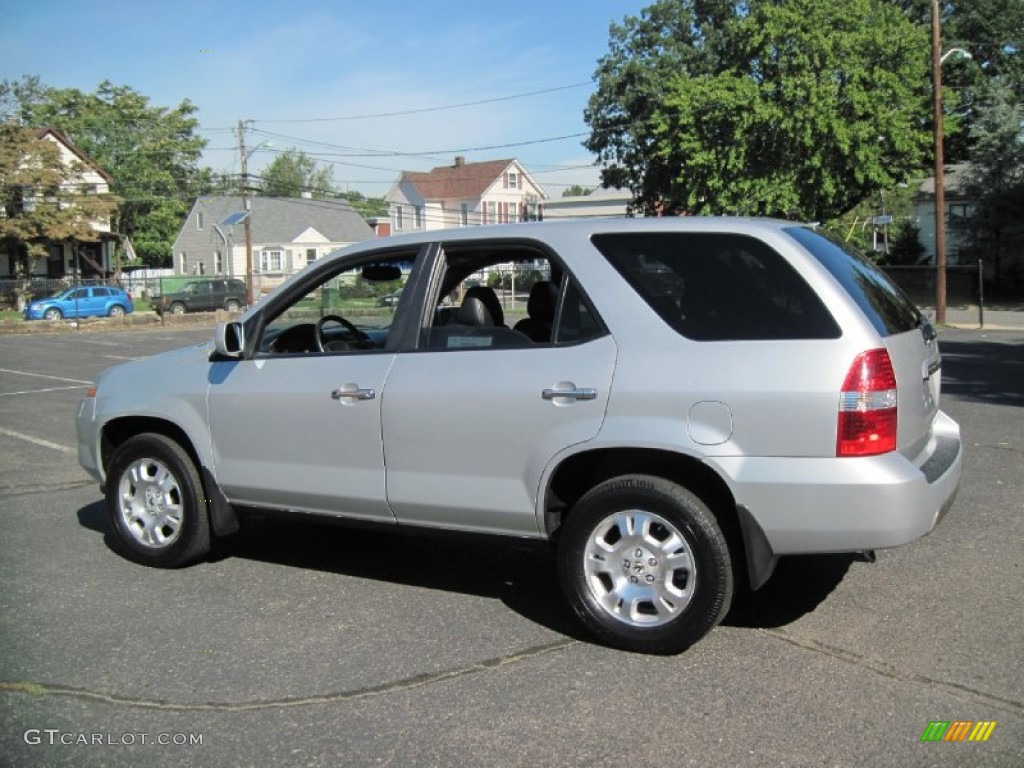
(557, 475, 733, 654)
(43, 307, 62, 321)
(105, 433, 211, 568)
(225, 299, 241, 313)
(170, 302, 186, 315)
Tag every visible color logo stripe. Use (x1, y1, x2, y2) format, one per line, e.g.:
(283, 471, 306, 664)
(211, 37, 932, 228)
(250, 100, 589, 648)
(920, 721, 997, 742)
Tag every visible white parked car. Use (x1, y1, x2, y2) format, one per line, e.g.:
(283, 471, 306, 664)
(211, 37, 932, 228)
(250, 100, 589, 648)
(77, 218, 962, 654)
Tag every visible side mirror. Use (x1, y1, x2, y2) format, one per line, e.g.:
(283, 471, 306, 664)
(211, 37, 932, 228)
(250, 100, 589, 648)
(214, 321, 245, 358)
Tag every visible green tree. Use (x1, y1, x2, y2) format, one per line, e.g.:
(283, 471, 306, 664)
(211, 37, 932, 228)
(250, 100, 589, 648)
(585, 0, 933, 221)
(1, 76, 210, 267)
(338, 190, 389, 218)
(0, 124, 118, 281)
(258, 149, 334, 198)
(562, 184, 594, 197)
(961, 82, 1024, 292)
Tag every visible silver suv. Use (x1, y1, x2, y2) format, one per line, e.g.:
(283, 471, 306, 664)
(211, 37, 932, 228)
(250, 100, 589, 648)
(76, 218, 962, 654)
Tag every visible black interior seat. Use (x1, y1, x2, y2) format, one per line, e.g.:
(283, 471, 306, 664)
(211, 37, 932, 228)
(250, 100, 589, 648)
(514, 281, 558, 342)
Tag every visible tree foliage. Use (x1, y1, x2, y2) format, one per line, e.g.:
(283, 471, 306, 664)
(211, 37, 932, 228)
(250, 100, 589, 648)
(0, 124, 119, 277)
(258, 149, 334, 198)
(562, 184, 595, 197)
(585, 0, 933, 221)
(1, 76, 210, 267)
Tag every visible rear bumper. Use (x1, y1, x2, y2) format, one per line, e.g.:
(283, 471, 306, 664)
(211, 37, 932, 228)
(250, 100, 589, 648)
(710, 410, 962, 554)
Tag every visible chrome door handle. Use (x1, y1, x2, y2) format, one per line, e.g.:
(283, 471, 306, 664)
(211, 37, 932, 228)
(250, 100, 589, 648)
(542, 387, 597, 401)
(331, 387, 376, 401)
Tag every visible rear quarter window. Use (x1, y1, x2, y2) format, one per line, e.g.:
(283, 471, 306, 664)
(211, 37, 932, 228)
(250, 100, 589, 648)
(785, 227, 921, 337)
(593, 232, 840, 341)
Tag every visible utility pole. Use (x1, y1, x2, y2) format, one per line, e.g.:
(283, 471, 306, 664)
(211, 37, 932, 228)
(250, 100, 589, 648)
(932, 0, 947, 325)
(237, 119, 254, 305)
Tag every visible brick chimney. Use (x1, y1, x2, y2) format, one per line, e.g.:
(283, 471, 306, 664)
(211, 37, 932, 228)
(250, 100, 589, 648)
(454, 156, 465, 168)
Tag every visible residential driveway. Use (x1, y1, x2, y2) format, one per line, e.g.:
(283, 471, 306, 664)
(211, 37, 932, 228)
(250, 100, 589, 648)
(0, 326, 1021, 767)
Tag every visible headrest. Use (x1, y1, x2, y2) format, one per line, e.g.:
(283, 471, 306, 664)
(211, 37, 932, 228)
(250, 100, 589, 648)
(456, 296, 493, 326)
(527, 281, 558, 321)
(463, 285, 503, 326)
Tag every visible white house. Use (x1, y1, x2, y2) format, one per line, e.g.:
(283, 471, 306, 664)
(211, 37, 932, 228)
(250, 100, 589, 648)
(913, 163, 977, 265)
(386, 156, 547, 233)
(171, 195, 377, 287)
(0, 127, 116, 279)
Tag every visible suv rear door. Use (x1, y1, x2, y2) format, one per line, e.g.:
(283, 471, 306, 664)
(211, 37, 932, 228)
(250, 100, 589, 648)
(381, 244, 615, 536)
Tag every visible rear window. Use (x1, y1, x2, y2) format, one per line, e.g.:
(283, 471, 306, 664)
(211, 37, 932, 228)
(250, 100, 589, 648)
(785, 227, 921, 336)
(593, 232, 840, 341)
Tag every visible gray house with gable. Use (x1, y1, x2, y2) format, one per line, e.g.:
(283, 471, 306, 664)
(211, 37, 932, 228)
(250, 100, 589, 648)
(171, 196, 376, 288)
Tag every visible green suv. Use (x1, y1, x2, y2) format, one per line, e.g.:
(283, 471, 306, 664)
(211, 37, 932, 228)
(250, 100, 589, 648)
(154, 278, 247, 316)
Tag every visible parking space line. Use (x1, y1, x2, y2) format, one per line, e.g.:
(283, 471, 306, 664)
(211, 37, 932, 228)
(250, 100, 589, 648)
(0, 385, 89, 397)
(0, 427, 76, 454)
(0, 367, 92, 385)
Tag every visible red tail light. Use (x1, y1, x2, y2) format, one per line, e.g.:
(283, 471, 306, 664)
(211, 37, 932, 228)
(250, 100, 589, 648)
(837, 349, 897, 457)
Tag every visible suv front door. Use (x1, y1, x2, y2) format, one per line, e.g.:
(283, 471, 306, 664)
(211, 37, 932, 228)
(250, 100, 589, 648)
(206, 251, 418, 522)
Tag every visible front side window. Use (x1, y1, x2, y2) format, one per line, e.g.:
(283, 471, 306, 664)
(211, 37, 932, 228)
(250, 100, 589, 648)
(255, 251, 416, 356)
(594, 232, 840, 341)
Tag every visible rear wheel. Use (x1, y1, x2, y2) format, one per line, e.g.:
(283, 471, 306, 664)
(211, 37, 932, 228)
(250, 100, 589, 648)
(105, 433, 210, 568)
(557, 474, 733, 654)
(108, 304, 125, 318)
(43, 307, 62, 321)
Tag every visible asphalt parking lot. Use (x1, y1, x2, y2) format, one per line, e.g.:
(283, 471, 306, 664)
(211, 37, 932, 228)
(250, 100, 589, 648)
(0, 324, 1021, 767)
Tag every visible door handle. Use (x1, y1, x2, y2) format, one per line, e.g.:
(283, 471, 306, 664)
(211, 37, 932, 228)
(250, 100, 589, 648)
(331, 387, 376, 401)
(542, 387, 597, 401)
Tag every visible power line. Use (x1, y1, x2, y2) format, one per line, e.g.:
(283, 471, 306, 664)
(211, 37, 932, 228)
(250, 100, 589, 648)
(249, 82, 593, 123)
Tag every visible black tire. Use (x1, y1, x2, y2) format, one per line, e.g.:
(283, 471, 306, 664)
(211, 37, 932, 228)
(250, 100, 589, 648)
(43, 307, 62, 321)
(170, 302, 186, 315)
(225, 299, 241, 313)
(108, 304, 125, 318)
(557, 474, 733, 654)
(105, 433, 211, 568)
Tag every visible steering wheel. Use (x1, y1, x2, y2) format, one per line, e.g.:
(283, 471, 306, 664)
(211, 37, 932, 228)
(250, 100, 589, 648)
(315, 314, 371, 352)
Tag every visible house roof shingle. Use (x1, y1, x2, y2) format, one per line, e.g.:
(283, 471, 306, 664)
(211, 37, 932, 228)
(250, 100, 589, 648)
(195, 196, 374, 243)
(401, 158, 516, 200)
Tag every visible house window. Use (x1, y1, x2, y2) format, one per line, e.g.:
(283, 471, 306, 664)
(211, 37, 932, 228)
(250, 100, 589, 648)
(395, 205, 404, 229)
(948, 204, 973, 228)
(460, 203, 469, 227)
(507, 172, 519, 190)
(197, 212, 204, 230)
(415, 207, 423, 228)
(486, 201, 496, 225)
(508, 202, 518, 223)
(214, 250, 224, 274)
(260, 249, 283, 272)
(306, 248, 317, 265)
(180, 252, 188, 274)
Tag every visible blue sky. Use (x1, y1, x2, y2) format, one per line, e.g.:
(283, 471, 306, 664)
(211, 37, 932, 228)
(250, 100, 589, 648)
(2, 0, 651, 198)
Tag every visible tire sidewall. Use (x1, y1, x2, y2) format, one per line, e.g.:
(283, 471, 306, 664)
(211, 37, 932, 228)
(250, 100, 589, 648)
(558, 475, 732, 654)
(105, 433, 210, 568)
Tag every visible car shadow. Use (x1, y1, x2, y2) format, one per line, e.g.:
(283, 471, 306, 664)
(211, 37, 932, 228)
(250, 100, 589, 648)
(939, 336, 1024, 408)
(78, 502, 859, 641)
(724, 554, 860, 629)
